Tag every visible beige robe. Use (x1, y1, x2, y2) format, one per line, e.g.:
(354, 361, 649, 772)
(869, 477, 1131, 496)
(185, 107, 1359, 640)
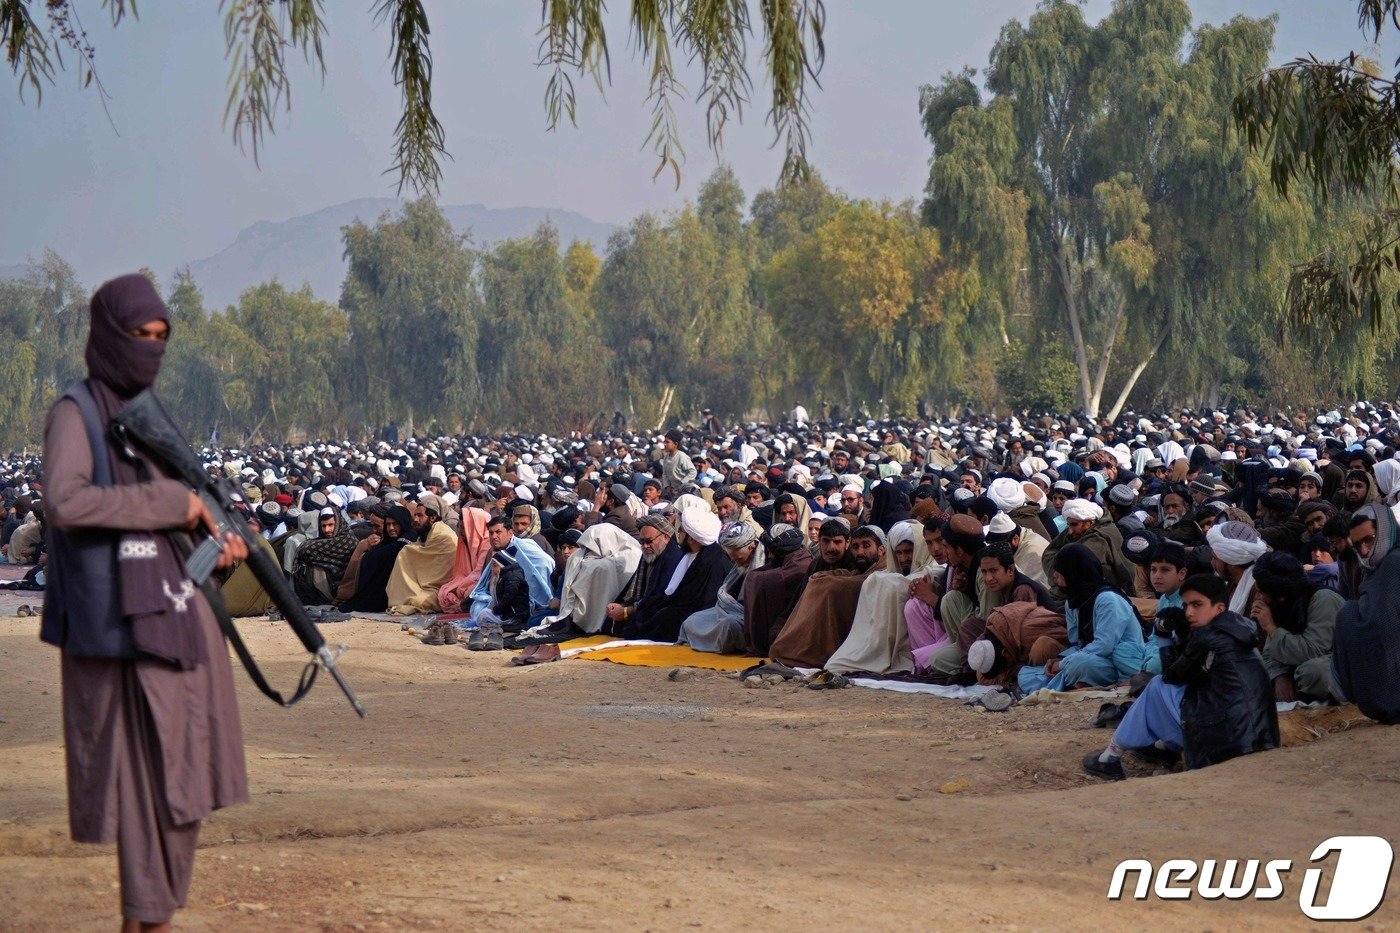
(386, 519, 458, 613)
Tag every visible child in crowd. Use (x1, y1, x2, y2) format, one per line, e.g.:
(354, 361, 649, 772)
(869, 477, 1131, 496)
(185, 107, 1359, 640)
(1163, 573, 1279, 769)
(1083, 540, 1190, 780)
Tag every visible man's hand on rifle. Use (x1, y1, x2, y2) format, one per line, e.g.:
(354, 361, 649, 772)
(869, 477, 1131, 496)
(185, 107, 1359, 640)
(183, 492, 248, 569)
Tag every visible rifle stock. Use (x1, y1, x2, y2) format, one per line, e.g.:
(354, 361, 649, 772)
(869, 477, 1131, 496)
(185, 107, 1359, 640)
(110, 390, 366, 718)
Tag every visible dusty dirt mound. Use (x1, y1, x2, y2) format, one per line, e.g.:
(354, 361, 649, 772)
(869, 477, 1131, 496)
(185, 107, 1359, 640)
(1278, 704, 1373, 747)
(2, 617, 1398, 930)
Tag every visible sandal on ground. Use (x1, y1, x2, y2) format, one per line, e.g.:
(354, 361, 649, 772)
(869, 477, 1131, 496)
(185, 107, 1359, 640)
(805, 670, 849, 690)
(16, 605, 31, 617)
(523, 643, 561, 664)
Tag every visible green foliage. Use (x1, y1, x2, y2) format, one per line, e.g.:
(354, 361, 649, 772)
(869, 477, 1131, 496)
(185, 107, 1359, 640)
(1233, 1, 1400, 335)
(996, 340, 1079, 414)
(340, 198, 481, 430)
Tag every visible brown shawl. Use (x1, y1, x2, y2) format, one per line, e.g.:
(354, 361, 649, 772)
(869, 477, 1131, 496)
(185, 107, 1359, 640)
(769, 561, 879, 668)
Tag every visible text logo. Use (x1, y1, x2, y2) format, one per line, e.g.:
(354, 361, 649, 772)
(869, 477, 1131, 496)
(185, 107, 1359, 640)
(1108, 836, 1392, 921)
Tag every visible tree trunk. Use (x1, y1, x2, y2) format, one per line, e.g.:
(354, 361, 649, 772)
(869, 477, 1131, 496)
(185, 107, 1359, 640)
(653, 385, 674, 431)
(1103, 328, 1170, 421)
(1088, 295, 1126, 417)
(1054, 236, 1095, 416)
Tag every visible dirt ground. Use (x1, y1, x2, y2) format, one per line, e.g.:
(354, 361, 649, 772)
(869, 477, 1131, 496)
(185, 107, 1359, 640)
(2, 615, 1398, 931)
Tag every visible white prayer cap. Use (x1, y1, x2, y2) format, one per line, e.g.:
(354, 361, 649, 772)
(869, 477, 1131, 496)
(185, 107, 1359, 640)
(842, 483, 864, 496)
(987, 512, 1018, 536)
(1060, 499, 1103, 522)
(968, 639, 996, 675)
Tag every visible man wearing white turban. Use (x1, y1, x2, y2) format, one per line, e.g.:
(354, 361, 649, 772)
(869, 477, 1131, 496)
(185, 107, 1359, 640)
(678, 521, 767, 653)
(1207, 520, 1268, 615)
(622, 506, 728, 641)
(1041, 498, 1134, 598)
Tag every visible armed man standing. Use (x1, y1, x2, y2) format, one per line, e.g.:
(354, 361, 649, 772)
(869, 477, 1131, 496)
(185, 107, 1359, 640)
(41, 274, 249, 931)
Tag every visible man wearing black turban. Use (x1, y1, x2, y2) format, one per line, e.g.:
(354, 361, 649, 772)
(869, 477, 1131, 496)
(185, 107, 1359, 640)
(40, 274, 249, 928)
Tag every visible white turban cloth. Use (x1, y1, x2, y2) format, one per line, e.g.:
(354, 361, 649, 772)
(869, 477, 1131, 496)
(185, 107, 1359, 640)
(987, 477, 1027, 512)
(1207, 521, 1268, 566)
(680, 506, 722, 546)
(1060, 499, 1103, 522)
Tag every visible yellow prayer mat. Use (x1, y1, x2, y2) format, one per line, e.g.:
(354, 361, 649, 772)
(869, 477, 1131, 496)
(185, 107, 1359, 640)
(555, 636, 618, 651)
(568, 640, 754, 671)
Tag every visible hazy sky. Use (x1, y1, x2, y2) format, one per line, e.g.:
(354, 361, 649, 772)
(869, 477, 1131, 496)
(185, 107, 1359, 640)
(0, 1, 1387, 284)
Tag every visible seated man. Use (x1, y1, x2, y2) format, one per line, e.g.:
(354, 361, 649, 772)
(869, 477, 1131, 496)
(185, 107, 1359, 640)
(465, 516, 554, 631)
(742, 523, 814, 656)
(1019, 543, 1151, 693)
(1164, 574, 1279, 769)
(770, 525, 885, 669)
(337, 504, 414, 614)
(603, 515, 683, 634)
(622, 507, 726, 642)
(825, 520, 929, 675)
(386, 494, 459, 614)
(6, 504, 43, 565)
(1331, 503, 1400, 722)
(908, 515, 984, 677)
(965, 602, 1068, 688)
(1251, 551, 1342, 701)
(292, 507, 357, 606)
(679, 521, 766, 654)
(1041, 498, 1135, 597)
(537, 524, 641, 635)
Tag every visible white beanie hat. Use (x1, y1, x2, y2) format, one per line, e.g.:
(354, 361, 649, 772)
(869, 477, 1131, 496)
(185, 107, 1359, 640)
(968, 639, 996, 675)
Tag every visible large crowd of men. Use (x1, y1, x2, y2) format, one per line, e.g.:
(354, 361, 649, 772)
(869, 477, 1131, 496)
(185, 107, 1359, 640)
(12, 400, 1400, 777)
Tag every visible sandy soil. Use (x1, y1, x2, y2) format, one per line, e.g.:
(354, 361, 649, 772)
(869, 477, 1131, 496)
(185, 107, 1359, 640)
(2, 615, 1398, 931)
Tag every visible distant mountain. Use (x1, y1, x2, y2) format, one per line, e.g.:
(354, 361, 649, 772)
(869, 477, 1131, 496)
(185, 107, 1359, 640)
(184, 198, 618, 309)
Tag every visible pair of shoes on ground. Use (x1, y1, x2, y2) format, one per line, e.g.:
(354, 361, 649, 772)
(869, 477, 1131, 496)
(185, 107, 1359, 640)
(421, 620, 459, 646)
(510, 643, 562, 665)
(465, 624, 504, 651)
(1092, 700, 1134, 728)
(15, 604, 36, 617)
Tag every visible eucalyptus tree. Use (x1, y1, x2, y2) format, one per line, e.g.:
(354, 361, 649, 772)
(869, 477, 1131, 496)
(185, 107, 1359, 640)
(922, 0, 1308, 418)
(340, 198, 480, 432)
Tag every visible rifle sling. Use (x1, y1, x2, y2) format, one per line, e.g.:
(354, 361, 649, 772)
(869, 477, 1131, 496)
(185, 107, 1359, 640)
(197, 572, 318, 709)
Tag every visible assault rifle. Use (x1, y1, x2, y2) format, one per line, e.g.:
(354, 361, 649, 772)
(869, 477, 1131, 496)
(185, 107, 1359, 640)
(110, 390, 367, 718)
